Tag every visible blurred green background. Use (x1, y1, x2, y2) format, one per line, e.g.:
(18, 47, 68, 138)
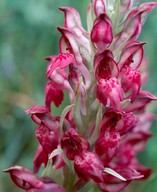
(0, 0, 157, 191)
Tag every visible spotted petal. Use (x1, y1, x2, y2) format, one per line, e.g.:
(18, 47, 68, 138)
(46, 53, 74, 79)
(97, 77, 123, 110)
(120, 66, 141, 102)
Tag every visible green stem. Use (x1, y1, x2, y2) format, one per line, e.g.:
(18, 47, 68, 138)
(63, 165, 76, 192)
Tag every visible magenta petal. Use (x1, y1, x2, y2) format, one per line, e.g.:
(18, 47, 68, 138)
(46, 62, 74, 101)
(25, 105, 59, 132)
(98, 181, 130, 192)
(113, 168, 144, 180)
(94, 50, 119, 80)
(100, 110, 137, 135)
(46, 53, 74, 78)
(120, 67, 141, 102)
(124, 90, 157, 112)
(100, 110, 122, 132)
(45, 55, 57, 78)
(136, 90, 157, 100)
(97, 77, 123, 110)
(25, 105, 49, 124)
(100, 167, 143, 191)
(36, 125, 58, 154)
(74, 150, 104, 183)
(54, 53, 74, 68)
(3, 166, 43, 190)
(61, 128, 90, 160)
(118, 41, 144, 70)
(33, 145, 48, 173)
(118, 112, 137, 134)
(25, 105, 48, 115)
(117, 144, 135, 166)
(57, 27, 81, 57)
(91, 13, 113, 50)
(45, 81, 64, 111)
(95, 131, 120, 164)
(132, 164, 152, 180)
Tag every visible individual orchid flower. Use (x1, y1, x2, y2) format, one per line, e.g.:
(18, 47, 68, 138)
(74, 150, 105, 183)
(58, 27, 91, 89)
(3, 166, 66, 192)
(25, 105, 60, 130)
(120, 66, 141, 102)
(96, 77, 123, 110)
(45, 54, 75, 102)
(61, 128, 90, 160)
(25, 105, 62, 171)
(100, 109, 138, 135)
(94, 50, 123, 109)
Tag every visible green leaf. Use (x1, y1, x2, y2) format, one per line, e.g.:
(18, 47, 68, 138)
(88, 103, 102, 145)
(41, 159, 53, 178)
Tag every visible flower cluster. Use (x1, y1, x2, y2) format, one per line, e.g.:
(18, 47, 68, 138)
(3, 1, 157, 192)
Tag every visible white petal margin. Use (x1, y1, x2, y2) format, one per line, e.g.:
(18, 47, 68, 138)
(103, 167, 127, 181)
